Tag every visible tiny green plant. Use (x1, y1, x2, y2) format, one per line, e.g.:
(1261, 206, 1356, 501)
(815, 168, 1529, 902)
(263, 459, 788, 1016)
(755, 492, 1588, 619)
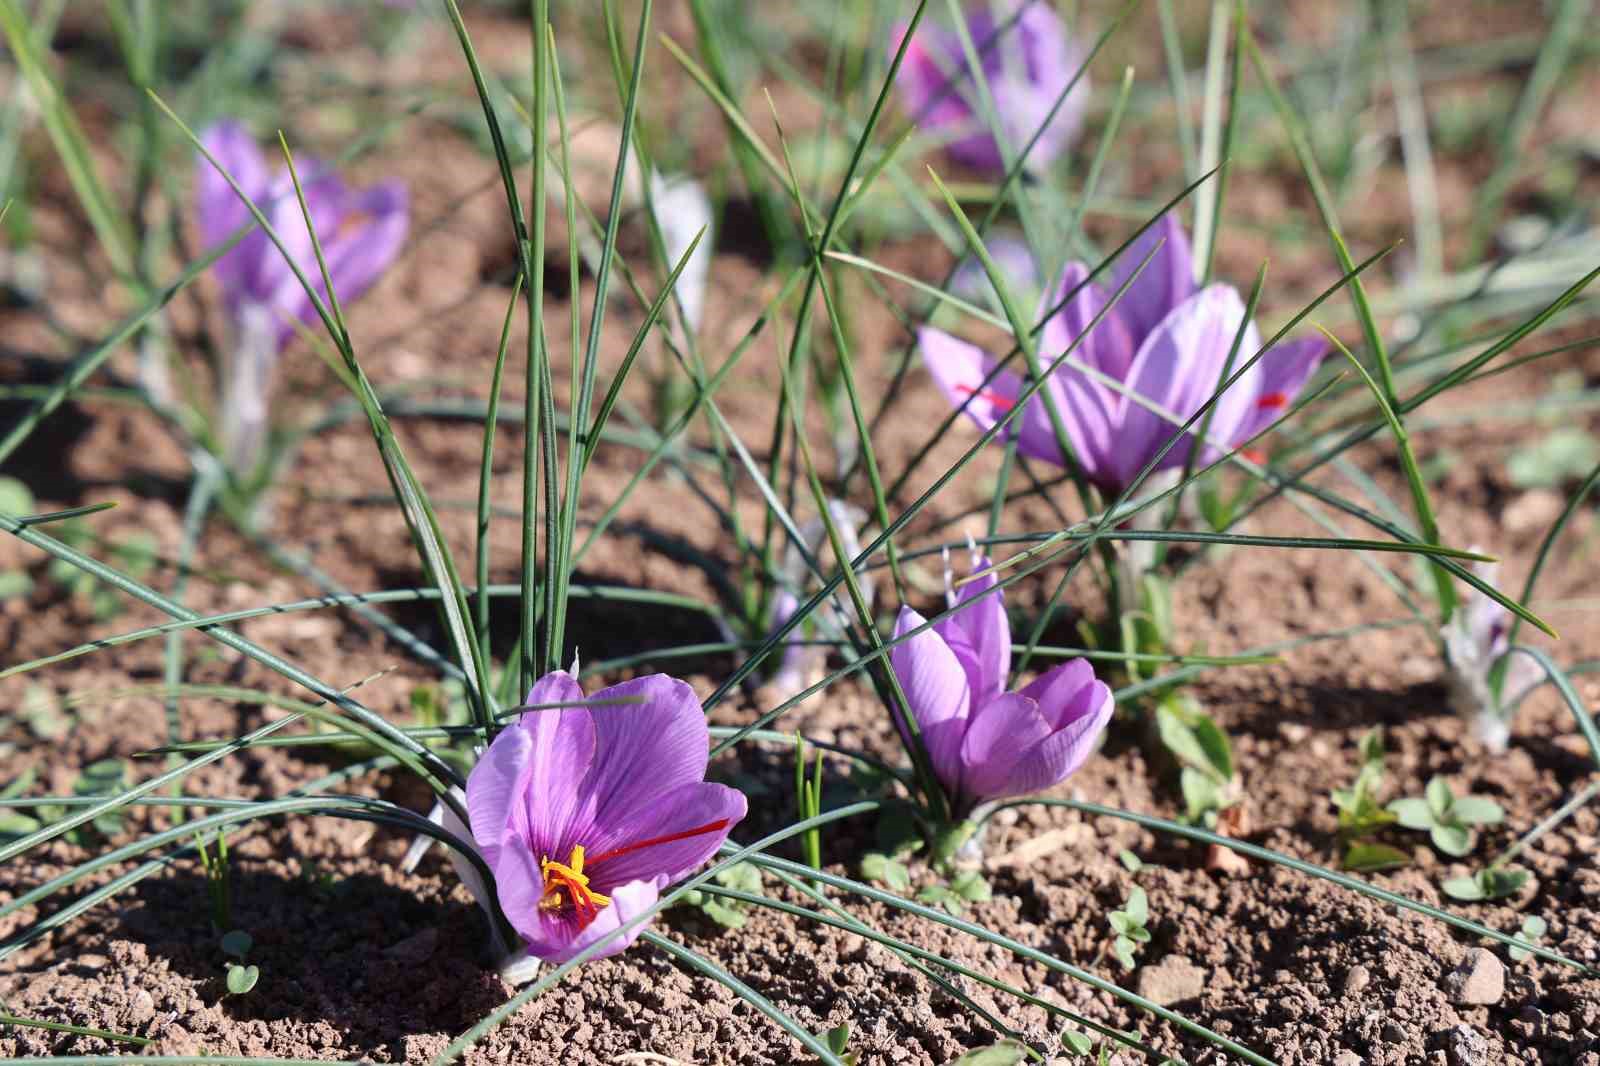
(1108, 885, 1151, 971)
(220, 928, 258, 997)
(1508, 915, 1548, 962)
(197, 830, 233, 932)
(1154, 691, 1238, 827)
(47, 519, 157, 621)
(1388, 776, 1505, 858)
(677, 862, 765, 931)
(1441, 865, 1531, 903)
(813, 1021, 858, 1066)
(916, 869, 993, 916)
(1330, 728, 1407, 871)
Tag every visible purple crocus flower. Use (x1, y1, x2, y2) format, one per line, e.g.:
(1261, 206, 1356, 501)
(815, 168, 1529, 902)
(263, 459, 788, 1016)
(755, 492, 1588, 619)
(463, 671, 746, 964)
(893, 1, 1090, 174)
(890, 554, 1112, 816)
(196, 121, 407, 473)
(917, 213, 1330, 494)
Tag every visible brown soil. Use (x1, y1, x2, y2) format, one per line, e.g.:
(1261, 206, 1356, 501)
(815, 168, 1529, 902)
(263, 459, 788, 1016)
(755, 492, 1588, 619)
(3, 3, 1600, 1065)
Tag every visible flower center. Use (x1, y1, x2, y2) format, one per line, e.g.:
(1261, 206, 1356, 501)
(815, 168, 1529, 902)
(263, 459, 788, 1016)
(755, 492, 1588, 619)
(539, 845, 611, 925)
(535, 819, 732, 929)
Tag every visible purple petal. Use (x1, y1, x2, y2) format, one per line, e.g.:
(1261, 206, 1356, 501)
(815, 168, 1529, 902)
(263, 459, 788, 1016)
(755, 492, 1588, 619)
(1019, 657, 1103, 730)
(1106, 212, 1198, 346)
(918, 326, 1082, 467)
(890, 606, 971, 793)
(316, 180, 409, 313)
(994, 3, 1089, 170)
(254, 166, 351, 340)
(1108, 285, 1261, 489)
(581, 675, 711, 827)
(509, 671, 601, 862)
(967, 676, 1113, 803)
(958, 692, 1054, 801)
(1042, 262, 1136, 380)
(893, 23, 990, 166)
(523, 878, 659, 965)
(490, 831, 550, 944)
(585, 780, 746, 891)
(933, 556, 1011, 704)
(198, 122, 272, 296)
(1235, 334, 1329, 441)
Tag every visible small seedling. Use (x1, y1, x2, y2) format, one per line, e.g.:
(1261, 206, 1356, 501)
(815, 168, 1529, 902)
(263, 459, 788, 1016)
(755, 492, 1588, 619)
(948, 1040, 1030, 1065)
(1117, 849, 1144, 875)
(1442, 865, 1531, 902)
(860, 851, 911, 893)
(1108, 886, 1151, 970)
(916, 869, 991, 916)
(795, 734, 825, 879)
(220, 928, 258, 997)
(1331, 729, 1407, 871)
(812, 1022, 857, 1066)
(1154, 691, 1238, 827)
(1388, 776, 1504, 857)
(678, 862, 764, 930)
(46, 519, 157, 621)
(1508, 915, 1547, 962)
(224, 962, 259, 996)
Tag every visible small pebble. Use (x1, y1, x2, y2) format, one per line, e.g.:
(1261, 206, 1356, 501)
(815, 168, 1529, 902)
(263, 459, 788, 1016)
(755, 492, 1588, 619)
(1342, 964, 1371, 997)
(1443, 948, 1504, 1006)
(1333, 1052, 1363, 1066)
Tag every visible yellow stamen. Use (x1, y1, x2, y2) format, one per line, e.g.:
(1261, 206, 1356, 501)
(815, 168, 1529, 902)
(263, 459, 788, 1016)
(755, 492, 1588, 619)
(538, 845, 611, 919)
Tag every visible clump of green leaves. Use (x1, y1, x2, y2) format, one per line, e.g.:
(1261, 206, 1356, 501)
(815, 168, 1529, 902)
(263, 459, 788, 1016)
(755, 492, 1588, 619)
(678, 862, 763, 930)
(917, 869, 992, 916)
(1331, 729, 1407, 871)
(1154, 692, 1237, 827)
(1108, 886, 1151, 970)
(47, 518, 157, 621)
(6, 759, 129, 844)
(1388, 776, 1504, 857)
(1442, 865, 1531, 902)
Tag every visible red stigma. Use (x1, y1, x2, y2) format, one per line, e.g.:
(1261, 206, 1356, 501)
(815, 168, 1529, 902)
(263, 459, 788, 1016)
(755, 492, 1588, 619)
(954, 383, 1015, 414)
(588, 819, 731, 867)
(1256, 391, 1288, 410)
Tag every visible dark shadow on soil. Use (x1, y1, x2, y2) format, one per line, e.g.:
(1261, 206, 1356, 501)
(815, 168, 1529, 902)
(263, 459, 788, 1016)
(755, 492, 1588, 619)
(106, 859, 510, 1055)
(0, 353, 96, 505)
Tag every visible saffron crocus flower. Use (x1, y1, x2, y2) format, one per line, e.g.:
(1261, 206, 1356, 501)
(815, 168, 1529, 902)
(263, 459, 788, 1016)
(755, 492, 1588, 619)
(462, 671, 746, 965)
(893, 1, 1090, 175)
(917, 213, 1329, 494)
(196, 121, 408, 474)
(1443, 555, 1542, 753)
(890, 554, 1112, 816)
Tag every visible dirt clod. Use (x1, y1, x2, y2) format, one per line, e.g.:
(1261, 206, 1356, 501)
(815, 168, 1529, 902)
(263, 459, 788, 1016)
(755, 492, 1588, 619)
(1134, 955, 1207, 1007)
(1440, 1023, 1490, 1066)
(1342, 964, 1372, 997)
(1443, 948, 1505, 1007)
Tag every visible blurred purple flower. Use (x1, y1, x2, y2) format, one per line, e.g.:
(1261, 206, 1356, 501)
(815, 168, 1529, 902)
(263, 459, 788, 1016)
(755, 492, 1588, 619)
(464, 671, 746, 965)
(1443, 555, 1542, 752)
(917, 213, 1330, 493)
(892, 1, 1090, 175)
(890, 554, 1112, 815)
(196, 121, 407, 473)
(197, 120, 408, 349)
